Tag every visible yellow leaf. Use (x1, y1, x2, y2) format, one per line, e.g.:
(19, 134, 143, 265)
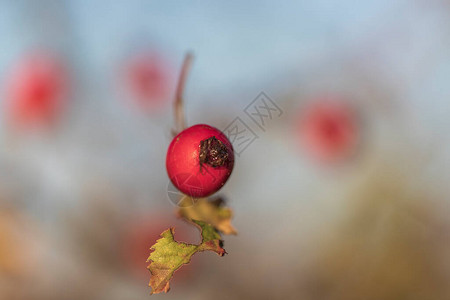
(177, 197, 237, 235)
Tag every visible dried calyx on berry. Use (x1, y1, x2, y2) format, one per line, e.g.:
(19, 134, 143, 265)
(199, 136, 230, 168)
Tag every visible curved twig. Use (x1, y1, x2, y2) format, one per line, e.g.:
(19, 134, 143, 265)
(173, 52, 194, 136)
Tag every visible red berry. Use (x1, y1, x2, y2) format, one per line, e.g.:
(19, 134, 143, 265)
(166, 124, 234, 198)
(5, 53, 67, 130)
(125, 52, 171, 111)
(298, 97, 359, 164)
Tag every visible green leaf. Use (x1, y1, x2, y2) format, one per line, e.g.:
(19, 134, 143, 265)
(147, 220, 225, 294)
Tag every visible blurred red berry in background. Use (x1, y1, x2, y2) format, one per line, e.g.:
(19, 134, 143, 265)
(298, 96, 360, 164)
(124, 52, 172, 112)
(4, 53, 68, 131)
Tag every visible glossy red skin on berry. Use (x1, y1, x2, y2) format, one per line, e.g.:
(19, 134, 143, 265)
(298, 98, 359, 164)
(5, 54, 67, 130)
(166, 124, 234, 198)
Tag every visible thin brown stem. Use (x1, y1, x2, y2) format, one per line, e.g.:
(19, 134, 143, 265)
(173, 52, 194, 136)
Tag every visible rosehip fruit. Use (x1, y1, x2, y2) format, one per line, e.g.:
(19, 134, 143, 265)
(5, 53, 67, 130)
(125, 52, 171, 111)
(166, 124, 234, 198)
(298, 97, 359, 164)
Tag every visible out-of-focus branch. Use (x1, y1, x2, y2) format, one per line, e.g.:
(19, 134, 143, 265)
(173, 52, 193, 136)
